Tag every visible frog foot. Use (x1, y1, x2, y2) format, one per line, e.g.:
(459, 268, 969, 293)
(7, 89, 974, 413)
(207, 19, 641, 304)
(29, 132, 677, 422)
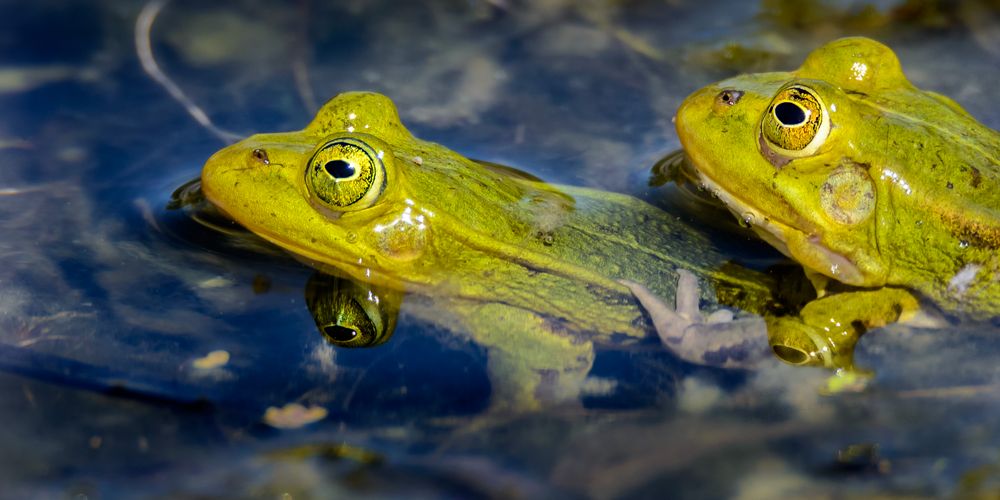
(620, 270, 771, 369)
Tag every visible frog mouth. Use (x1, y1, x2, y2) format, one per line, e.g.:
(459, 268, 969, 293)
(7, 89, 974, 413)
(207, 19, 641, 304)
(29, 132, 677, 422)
(692, 169, 865, 286)
(692, 170, 794, 254)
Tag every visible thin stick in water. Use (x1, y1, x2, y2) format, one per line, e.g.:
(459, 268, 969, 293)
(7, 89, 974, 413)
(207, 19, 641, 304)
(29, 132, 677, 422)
(135, 0, 243, 144)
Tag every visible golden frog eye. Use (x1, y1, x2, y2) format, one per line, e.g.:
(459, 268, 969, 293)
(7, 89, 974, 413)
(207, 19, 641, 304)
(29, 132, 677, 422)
(759, 85, 830, 158)
(305, 137, 386, 210)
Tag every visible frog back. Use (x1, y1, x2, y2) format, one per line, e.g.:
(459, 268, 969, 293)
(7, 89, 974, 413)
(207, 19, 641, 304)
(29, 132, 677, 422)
(852, 89, 1000, 314)
(435, 178, 774, 339)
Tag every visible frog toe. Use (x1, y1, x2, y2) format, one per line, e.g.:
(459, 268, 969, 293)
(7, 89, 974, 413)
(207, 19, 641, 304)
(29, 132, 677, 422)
(619, 278, 692, 344)
(677, 317, 771, 369)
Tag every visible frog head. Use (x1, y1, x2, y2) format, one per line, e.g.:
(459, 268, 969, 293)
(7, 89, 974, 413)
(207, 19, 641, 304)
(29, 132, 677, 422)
(675, 37, 925, 288)
(201, 92, 546, 290)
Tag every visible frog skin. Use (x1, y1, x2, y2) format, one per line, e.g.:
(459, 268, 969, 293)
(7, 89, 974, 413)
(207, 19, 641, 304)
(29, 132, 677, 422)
(673, 37, 1000, 366)
(200, 92, 788, 410)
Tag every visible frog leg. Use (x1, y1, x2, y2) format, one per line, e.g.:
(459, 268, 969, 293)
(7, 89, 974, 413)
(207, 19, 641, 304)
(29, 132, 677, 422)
(452, 302, 595, 412)
(766, 287, 922, 369)
(621, 270, 771, 369)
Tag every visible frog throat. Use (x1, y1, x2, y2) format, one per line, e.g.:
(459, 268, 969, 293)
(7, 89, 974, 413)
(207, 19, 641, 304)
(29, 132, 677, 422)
(693, 170, 866, 286)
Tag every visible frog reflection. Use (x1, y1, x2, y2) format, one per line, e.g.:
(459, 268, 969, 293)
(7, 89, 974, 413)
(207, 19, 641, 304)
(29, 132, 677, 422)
(305, 272, 399, 349)
(302, 269, 807, 406)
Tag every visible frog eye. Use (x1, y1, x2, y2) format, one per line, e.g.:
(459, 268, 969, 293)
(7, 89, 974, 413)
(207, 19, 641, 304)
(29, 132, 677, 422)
(305, 137, 386, 211)
(759, 85, 830, 158)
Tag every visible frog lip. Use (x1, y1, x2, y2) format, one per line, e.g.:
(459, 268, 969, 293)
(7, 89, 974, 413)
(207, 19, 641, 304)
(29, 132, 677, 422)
(693, 169, 867, 285)
(691, 169, 798, 257)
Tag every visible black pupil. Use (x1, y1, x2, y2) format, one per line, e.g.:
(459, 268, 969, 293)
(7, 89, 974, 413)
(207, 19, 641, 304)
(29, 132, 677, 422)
(324, 159, 356, 179)
(774, 102, 807, 126)
(324, 325, 359, 342)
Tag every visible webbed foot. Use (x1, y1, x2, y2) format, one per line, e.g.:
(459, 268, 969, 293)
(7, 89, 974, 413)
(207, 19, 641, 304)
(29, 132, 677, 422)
(621, 270, 771, 369)
(765, 286, 925, 370)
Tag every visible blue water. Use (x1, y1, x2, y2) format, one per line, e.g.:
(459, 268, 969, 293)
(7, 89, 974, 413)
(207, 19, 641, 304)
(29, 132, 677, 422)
(2, 0, 999, 497)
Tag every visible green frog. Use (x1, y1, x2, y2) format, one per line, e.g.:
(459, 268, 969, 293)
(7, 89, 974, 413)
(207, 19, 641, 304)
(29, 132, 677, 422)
(200, 92, 801, 410)
(665, 37, 999, 367)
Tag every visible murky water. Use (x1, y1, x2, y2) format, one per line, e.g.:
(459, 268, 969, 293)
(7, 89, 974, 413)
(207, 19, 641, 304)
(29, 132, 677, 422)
(2, 0, 999, 497)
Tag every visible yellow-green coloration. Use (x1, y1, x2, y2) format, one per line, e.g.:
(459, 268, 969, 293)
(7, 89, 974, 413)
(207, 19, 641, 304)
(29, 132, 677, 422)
(202, 92, 787, 410)
(676, 37, 1000, 363)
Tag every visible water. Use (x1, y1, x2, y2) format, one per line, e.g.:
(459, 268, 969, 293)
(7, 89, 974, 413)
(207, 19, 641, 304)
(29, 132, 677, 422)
(2, 0, 999, 497)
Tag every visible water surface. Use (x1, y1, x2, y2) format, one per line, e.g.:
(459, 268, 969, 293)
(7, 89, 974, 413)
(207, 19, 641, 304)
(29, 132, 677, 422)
(2, 0, 999, 497)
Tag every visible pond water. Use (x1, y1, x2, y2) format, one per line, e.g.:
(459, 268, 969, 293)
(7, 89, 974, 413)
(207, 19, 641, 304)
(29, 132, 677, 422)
(2, 0, 999, 497)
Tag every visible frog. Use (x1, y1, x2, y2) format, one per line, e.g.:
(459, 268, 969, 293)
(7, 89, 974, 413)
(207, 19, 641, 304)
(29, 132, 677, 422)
(663, 36, 1000, 367)
(199, 91, 803, 411)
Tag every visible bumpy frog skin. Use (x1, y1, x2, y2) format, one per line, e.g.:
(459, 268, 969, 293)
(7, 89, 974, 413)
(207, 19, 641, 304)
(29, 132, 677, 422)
(676, 37, 1000, 362)
(201, 92, 783, 410)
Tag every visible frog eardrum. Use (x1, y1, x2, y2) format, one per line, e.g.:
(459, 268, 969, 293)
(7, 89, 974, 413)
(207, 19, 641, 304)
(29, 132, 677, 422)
(305, 137, 387, 210)
(759, 85, 830, 157)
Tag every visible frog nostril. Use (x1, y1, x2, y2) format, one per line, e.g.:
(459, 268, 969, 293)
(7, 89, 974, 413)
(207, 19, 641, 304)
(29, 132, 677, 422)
(717, 89, 744, 106)
(324, 159, 356, 179)
(251, 148, 270, 165)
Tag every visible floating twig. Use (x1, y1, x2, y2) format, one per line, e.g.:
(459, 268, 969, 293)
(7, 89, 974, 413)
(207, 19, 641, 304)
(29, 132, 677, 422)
(135, 0, 242, 143)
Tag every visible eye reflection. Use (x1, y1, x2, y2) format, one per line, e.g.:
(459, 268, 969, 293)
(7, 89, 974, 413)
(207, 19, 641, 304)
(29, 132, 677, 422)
(304, 273, 402, 349)
(323, 325, 359, 342)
